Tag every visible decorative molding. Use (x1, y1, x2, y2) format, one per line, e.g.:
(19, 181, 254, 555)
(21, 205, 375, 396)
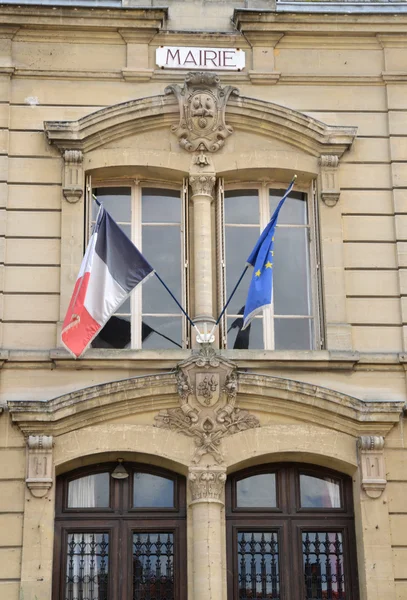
(358, 435, 386, 499)
(189, 174, 216, 198)
(188, 465, 227, 503)
(155, 349, 259, 464)
(62, 149, 84, 204)
(165, 71, 239, 153)
(320, 154, 340, 206)
(248, 71, 281, 85)
(26, 435, 54, 498)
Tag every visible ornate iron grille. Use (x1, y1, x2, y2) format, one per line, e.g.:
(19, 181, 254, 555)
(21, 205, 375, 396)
(302, 532, 345, 600)
(237, 531, 280, 600)
(132, 532, 174, 600)
(65, 532, 109, 600)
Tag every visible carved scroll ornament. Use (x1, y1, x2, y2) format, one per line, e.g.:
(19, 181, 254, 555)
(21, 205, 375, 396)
(188, 466, 227, 503)
(63, 149, 84, 203)
(358, 435, 386, 499)
(155, 348, 259, 465)
(320, 154, 340, 207)
(165, 71, 239, 153)
(26, 435, 54, 498)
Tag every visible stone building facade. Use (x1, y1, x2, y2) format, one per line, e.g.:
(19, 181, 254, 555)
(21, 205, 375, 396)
(0, 1, 407, 599)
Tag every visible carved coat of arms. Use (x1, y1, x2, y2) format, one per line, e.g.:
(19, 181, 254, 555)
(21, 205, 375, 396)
(165, 72, 239, 153)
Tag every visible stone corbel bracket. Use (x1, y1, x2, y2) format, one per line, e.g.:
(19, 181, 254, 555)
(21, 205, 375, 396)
(26, 435, 54, 498)
(358, 435, 386, 499)
(62, 149, 84, 203)
(320, 155, 340, 207)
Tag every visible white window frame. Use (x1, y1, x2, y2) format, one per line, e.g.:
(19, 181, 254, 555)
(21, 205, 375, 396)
(219, 179, 323, 351)
(86, 176, 189, 350)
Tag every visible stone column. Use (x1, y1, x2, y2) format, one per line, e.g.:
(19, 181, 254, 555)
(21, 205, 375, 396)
(188, 466, 227, 600)
(189, 156, 216, 342)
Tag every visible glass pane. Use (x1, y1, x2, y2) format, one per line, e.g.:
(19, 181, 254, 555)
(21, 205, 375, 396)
(227, 315, 263, 350)
(142, 225, 181, 313)
(142, 316, 182, 349)
(269, 190, 307, 225)
(238, 532, 280, 600)
(133, 472, 174, 508)
(225, 227, 260, 314)
(300, 474, 341, 508)
(273, 227, 311, 316)
(116, 296, 131, 315)
(303, 532, 345, 599)
(93, 187, 131, 223)
(92, 315, 131, 349)
(224, 190, 259, 224)
(65, 532, 109, 600)
(236, 473, 276, 507)
(142, 188, 181, 223)
(274, 318, 313, 350)
(133, 532, 174, 600)
(68, 473, 110, 508)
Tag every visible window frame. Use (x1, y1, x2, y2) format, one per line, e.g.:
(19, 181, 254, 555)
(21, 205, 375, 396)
(226, 463, 359, 600)
(53, 462, 187, 600)
(218, 179, 323, 351)
(87, 176, 189, 350)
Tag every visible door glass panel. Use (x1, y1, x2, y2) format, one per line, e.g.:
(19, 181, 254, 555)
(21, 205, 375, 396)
(300, 475, 341, 509)
(142, 188, 181, 223)
(237, 531, 280, 600)
(225, 227, 260, 315)
(274, 318, 313, 351)
(227, 315, 263, 350)
(133, 532, 174, 600)
(269, 190, 307, 225)
(68, 473, 110, 508)
(65, 532, 109, 600)
(225, 190, 259, 224)
(133, 473, 174, 508)
(302, 532, 345, 599)
(236, 473, 276, 508)
(141, 316, 182, 349)
(93, 187, 131, 223)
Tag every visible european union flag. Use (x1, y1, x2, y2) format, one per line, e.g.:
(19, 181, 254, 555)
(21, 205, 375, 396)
(242, 180, 295, 330)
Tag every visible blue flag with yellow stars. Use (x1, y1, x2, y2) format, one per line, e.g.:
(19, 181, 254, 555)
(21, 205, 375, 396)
(242, 180, 295, 330)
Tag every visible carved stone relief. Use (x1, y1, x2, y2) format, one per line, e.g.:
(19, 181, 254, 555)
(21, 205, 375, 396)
(165, 71, 239, 153)
(155, 348, 259, 464)
(188, 465, 227, 503)
(63, 149, 84, 203)
(26, 435, 54, 498)
(358, 435, 386, 499)
(319, 154, 340, 207)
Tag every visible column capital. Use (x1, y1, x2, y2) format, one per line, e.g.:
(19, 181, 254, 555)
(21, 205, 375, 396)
(189, 173, 216, 199)
(188, 465, 227, 504)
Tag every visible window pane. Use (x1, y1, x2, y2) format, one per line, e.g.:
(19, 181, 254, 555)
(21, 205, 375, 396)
(224, 190, 259, 224)
(274, 318, 313, 350)
(142, 316, 182, 349)
(133, 533, 174, 600)
(238, 532, 280, 599)
(269, 190, 307, 225)
(303, 532, 345, 599)
(273, 227, 311, 316)
(65, 532, 109, 600)
(225, 227, 260, 315)
(300, 474, 341, 508)
(133, 472, 174, 508)
(68, 473, 110, 508)
(142, 226, 181, 313)
(227, 315, 263, 350)
(92, 315, 131, 349)
(93, 187, 131, 223)
(236, 473, 276, 507)
(142, 188, 181, 223)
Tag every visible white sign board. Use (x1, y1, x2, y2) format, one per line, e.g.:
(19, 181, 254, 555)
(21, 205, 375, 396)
(156, 46, 245, 71)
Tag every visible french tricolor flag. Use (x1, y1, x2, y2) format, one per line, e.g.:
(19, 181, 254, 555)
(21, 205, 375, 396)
(61, 206, 154, 358)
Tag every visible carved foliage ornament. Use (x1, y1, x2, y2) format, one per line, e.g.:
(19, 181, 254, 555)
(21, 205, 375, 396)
(188, 466, 227, 503)
(165, 71, 239, 153)
(155, 348, 259, 464)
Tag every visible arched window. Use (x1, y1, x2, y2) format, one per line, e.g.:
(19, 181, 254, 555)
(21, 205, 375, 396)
(53, 463, 187, 600)
(226, 464, 359, 600)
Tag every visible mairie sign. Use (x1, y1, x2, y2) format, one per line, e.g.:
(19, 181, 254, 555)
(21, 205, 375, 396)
(156, 46, 245, 71)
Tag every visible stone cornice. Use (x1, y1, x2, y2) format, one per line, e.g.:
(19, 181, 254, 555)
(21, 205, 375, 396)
(0, 6, 167, 31)
(7, 369, 404, 439)
(44, 93, 356, 158)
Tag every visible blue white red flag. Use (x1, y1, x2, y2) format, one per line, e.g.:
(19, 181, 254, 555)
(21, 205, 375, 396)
(242, 180, 295, 330)
(61, 207, 153, 358)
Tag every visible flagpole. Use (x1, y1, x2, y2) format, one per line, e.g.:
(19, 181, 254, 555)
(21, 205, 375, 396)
(154, 271, 197, 332)
(209, 175, 297, 340)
